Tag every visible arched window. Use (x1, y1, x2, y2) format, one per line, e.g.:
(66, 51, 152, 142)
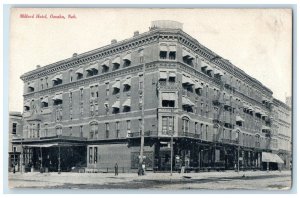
(90, 122, 98, 139)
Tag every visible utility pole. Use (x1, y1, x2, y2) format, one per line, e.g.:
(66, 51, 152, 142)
(138, 62, 146, 176)
(170, 108, 175, 176)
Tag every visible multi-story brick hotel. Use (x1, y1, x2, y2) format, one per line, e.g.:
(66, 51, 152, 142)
(12, 20, 292, 173)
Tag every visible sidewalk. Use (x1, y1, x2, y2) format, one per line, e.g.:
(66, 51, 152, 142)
(8, 170, 292, 189)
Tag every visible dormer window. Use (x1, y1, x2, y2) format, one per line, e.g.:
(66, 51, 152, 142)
(86, 65, 98, 77)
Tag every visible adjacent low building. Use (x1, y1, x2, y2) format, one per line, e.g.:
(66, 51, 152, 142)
(12, 20, 292, 172)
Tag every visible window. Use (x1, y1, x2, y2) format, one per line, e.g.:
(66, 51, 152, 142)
(159, 51, 167, 59)
(116, 122, 120, 138)
(44, 124, 48, 137)
(195, 122, 198, 134)
(126, 120, 131, 133)
(139, 119, 142, 134)
(162, 100, 175, 107)
(86, 68, 98, 77)
(12, 123, 17, 134)
(69, 92, 72, 105)
(45, 77, 48, 88)
(77, 73, 83, 80)
(169, 51, 176, 60)
(37, 124, 40, 138)
(105, 123, 109, 138)
(162, 116, 173, 135)
(69, 127, 73, 136)
(89, 147, 93, 164)
(200, 124, 204, 139)
(206, 125, 209, 140)
(70, 107, 73, 120)
(105, 83, 109, 96)
(182, 117, 189, 133)
(53, 78, 62, 86)
(139, 74, 143, 89)
(80, 125, 83, 137)
(80, 88, 83, 101)
(90, 122, 98, 139)
(56, 126, 62, 136)
(40, 79, 44, 90)
(94, 147, 98, 163)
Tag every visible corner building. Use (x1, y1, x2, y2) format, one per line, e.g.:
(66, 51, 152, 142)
(14, 20, 290, 172)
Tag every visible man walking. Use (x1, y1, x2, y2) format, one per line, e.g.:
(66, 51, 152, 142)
(114, 162, 118, 176)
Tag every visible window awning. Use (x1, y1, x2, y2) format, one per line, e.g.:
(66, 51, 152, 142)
(28, 82, 35, 88)
(85, 64, 98, 71)
(75, 68, 83, 74)
(262, 152, 284, 163)
(112, 100, 120, 109)
(112, 81, 120, 89)
(236, 115, 245, 122)
(123, 54, 131, 61)
(122, 98, 131, 107)
(24, 101, 31, 107)
(52, 94, 63, 101)
(51, 74, 62, 81)
(169, 72, 176, 77)
(182, 50, 194, 60)
(201, 64, 209, 68)
(248, 105, 254, 111)
(255, 107, 262, 114)
(159, 45, 168, 51)
(262, 126, 271, 131)
(24, 143, 59, 148)
(112, 57, 121, 65)
(169, 45, 176, 51)
(159, 71, 167, 79)
(101, 60, 110, 67)
(261, 112, 268, 117)
(195, 82, 203, 90)
(214, 69, 224, 76)
(123, 78, 131, 87)
(206, 65, 213, 71)
(182, 96, 195, 106)
(161, 92, 176, 101)
(41, 97, 48, 103)
(182, 75, 194, 85)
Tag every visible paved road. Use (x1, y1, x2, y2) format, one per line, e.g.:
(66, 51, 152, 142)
(8, 170, 292, 190)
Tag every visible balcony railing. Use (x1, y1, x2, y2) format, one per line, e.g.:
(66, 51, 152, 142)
(127, 131, 158, 138)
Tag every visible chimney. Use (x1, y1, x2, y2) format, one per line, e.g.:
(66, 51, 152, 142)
(111, 39, 117, 44)
(133, 31, 139, 37)
(72, 53, 78, 57)
(36, 65, 41, 69)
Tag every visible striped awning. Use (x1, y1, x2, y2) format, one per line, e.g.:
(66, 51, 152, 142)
(101, 60, 110, 67)
(112, 57, 121, 64)
(182, 49, 195, 60)
(75, 68, 83, 74)
(182, 96, 195, 106)
(169, 45, 176, 51)
(85, 64, 98, 71)
(112, 81, 120, 89)
(112, 100, 120, 109)
(169, 72, 176, 77)
(161, 92, 176, 101)
(236, 115, 244, 122)
(262, 152, 284, 163)
(122, 98, 131, 107)
(123, 54, 131, 61)
(159, 71, 168, 79)
(41, 97, 48, 103)
(52, 94, 62, 101)
(24, 101, 31, 107)
(159, 45, 168, 51)
(51, 74, 62, 81)
(123, 78, 131, 87)
(194, 82, 203, 90)
(28, 82, 35, 88)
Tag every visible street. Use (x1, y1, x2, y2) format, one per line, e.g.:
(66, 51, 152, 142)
(8, 170, 291, 190)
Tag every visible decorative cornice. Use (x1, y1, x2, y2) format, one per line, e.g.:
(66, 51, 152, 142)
(21, 28, 273, 97)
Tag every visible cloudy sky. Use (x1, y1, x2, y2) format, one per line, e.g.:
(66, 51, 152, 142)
(9, 8, 292, 112)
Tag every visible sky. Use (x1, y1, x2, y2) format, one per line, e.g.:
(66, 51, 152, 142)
(9, 8, 292, 112)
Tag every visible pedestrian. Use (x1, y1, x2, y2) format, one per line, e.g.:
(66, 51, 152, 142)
(114, 162, 118, 176)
